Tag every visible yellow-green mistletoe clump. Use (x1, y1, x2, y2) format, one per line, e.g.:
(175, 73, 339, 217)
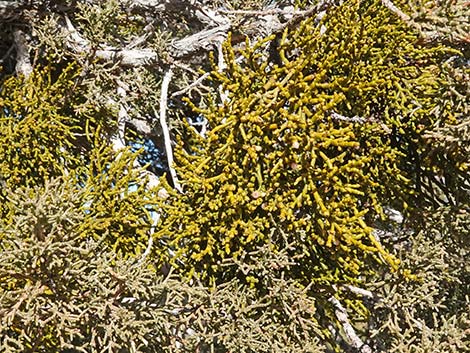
(0, 63, 158, 257)
(0, 65, 82, 191)
(156, 0, 461, 286)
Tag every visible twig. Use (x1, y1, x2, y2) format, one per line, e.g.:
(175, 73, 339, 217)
(158, 68, 182, 193)
(328, 296, 374, 353)
(272, 0, 338, 35)
(381, 0, 411, 22)
(171, 24, 230, 59)
(330, 112, 366, 123)
(219, 8, 307, 16)
(196, 6, 230, 26)
(171, 72, 210, 97)
(64, 15, 89, 51)
(340, 284, 376, 300)
(172, 61, 200, 76)
(126, 23, 155, 49)
(112, 86, 128, 152)
(137, 234, 154, 266)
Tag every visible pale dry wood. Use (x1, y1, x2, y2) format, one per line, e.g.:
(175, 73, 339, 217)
(13, 29, 32, 77)
(170, 24, 231, 59)
(340, 284, 376, 299)
(381, 0, 411, 22)
(63, 14, 229, 66)
(329, 296, 374, 353)
(158, 68, 182, 193)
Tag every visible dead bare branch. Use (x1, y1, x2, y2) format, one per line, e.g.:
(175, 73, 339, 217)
(158, 67, 182, 193)
(171, 72, 210, 98)
(381, 0, 411, 22)
(170, 24, 230, 59)
(13, 28, 32, 77)
(329, 296, 374, 353)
